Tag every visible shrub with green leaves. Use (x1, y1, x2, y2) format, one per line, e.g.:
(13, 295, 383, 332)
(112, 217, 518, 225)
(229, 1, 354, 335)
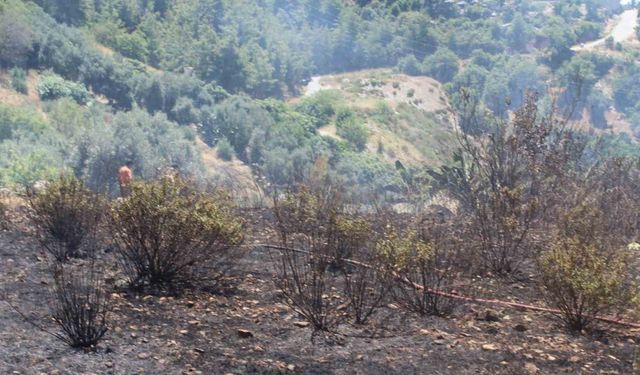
(295, 90, 342, 128)
(72, 109, 205, 195)
(0, 142, 61, 188)
(9, 67, 27, 94)
(110, 178, 244, 290)
(397, 55, 422, 76)
(372, 101, 394, 124)
(217, 137, 234, 161)
(378, 224, 459, 317)
(28, 175, 105, 261)
(539, 203, 635, 331)
(0, 103, 48, 142)
(37, 74, 89, 104)
(336, 109, 368, 151)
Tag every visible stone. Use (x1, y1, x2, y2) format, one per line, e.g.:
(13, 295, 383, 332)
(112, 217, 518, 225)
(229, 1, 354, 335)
(513, 324, 528, 332)
(237, 329, 254, 338)
(137, 352, 149, 359)
(483, 310, 501, 322)
(524, 362, 539, 374)
(482, 343, 499, 351)
(294, 321, 310, 328)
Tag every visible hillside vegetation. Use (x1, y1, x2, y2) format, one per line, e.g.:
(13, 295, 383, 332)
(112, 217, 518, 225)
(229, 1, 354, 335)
(3, 1, 640, 373)
(0, 0, 639, 198)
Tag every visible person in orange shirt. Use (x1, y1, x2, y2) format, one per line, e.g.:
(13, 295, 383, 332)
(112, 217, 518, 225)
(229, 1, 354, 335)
(118, 161, 133, 197)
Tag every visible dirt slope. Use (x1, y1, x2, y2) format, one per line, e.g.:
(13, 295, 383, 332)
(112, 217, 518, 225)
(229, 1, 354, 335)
(301, 69, 457, 166)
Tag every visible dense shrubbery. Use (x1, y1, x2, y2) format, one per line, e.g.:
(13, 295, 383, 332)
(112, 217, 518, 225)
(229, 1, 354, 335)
(73, 109, 205, 195)
(422, 48, 459, 83)
(296, 91, 342, 129)
(336, 108, 369, 151)
(110, 178, 244, 290)
(200, 96, 273, 161)
(0, 103, 48, 142)
(0, 0, 628, 200)
(37, 74, 90, 104)
(216, 138, 235, 161)
(0, 11, 33, 67)
(9, 67, 27, 94)
(27, 175, 105, 261)
(0, 103, 63, 188)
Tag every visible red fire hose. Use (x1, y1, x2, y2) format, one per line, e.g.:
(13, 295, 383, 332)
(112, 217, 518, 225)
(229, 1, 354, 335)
(259, 244, 640, 329)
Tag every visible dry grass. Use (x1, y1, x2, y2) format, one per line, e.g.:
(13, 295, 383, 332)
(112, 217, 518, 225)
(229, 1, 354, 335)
(300, 69, 457, 166)
(196, 137, 265, 206)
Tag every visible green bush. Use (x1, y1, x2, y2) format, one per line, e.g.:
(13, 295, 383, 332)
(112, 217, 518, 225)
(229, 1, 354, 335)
(200, 96, 273, 161)
(0, 103, 48, 141)
(422, 48, 459, 83)
(93, 21, 149, 62)
(9, 67, 27, 94)
(0, 13, 33, 66)
(0, 143, 61, 188)
(73, 109, 205, 195)
(295, 90, 342, 128)
(113, 31, 149, 63)
(605, 36, 614, 49)
(335, 107, 368, 151)
(373, 102, 394, 123)
(170, 96, 199, 125)
(37, 74, 89, 104)
(335, 152, 403, 197)
(337, 120, 369, 151)
(539, 204, 635, 331)
(110, 178, 245, 290)
(217, 137, 234, 161)
(397, 55, 422, 76)
(28, 175, 105, 261)
(335, 107, 356, 127)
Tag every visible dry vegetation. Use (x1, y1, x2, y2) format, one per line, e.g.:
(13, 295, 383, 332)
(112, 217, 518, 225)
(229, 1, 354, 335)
(1, 96, 640, 374)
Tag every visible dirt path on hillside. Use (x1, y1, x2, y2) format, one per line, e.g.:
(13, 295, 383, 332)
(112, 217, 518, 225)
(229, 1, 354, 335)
(572, 9, 638, 51)
(305, 76, 323, 96)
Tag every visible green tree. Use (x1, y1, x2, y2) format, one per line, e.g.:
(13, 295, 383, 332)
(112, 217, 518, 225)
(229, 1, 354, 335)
(508, 13, 531, 52)
(0, 14, 33, 67)
(200, 96, 273, 161)
(422, 48, 459, 83)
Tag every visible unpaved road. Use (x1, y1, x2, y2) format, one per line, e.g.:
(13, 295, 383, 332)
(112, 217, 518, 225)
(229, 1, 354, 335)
(572, 9, 638, 51)
(304, 76, 323, 96)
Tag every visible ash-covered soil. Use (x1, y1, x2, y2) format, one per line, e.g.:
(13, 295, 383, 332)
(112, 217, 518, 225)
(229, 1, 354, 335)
(0, 209, 636, 375)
